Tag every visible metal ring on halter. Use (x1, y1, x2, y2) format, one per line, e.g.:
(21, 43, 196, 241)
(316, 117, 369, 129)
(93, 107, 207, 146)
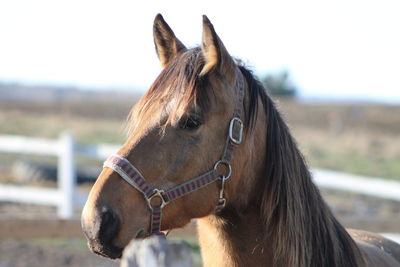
(213, 160, 232, 179)
(146, 189, 168, 210)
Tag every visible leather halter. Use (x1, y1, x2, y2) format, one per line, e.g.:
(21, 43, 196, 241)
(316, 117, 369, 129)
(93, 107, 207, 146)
(103, 71, 245, 235)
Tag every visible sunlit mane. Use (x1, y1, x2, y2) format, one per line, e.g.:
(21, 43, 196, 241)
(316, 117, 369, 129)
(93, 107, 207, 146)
(127, 48, 265, 137)
(127, 48, 211, 134)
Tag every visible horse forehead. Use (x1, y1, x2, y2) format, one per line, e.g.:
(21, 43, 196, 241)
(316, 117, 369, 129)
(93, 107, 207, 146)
(208, 76, 237, 106)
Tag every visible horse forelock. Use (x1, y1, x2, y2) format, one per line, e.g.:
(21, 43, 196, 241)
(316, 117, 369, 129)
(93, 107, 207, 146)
(127, 49, 259, 137)
(127, 47, 213, 134)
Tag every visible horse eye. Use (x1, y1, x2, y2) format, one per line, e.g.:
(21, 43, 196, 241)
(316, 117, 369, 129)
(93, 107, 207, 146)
(179, 116, 201, 130)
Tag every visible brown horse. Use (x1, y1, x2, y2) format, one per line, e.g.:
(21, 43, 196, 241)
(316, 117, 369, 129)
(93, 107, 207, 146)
(81, 14, 400, 267)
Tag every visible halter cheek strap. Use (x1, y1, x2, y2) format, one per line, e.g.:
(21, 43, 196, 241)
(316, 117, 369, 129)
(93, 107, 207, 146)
(103, 71, 245, 235)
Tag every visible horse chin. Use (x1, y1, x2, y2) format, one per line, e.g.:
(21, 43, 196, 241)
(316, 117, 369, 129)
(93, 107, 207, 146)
(92, 229, 167, 259)
(88, 241, 123, 259)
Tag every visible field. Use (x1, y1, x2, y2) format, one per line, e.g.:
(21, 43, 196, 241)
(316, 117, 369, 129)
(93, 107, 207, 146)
(281, 100, 400, 180)
(0, 95, 399, 266)
(1, 96, 399, 180)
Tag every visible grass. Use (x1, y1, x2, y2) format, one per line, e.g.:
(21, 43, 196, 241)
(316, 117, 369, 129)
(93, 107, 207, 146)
(280, 100, 400, 180)
(0, 111, 126, 144)
(24, 237, 89, 250)
(291, 125, 400, 180)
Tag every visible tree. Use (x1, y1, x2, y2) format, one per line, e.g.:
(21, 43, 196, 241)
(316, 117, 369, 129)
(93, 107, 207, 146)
(261, 70, 297, 98)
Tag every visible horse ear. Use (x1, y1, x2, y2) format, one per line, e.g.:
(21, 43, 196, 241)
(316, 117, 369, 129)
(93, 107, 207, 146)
(153, 14, 186, 67)
(200, 15, 236, 79)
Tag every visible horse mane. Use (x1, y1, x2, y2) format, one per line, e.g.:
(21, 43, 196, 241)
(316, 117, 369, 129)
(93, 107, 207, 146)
(128, 48, 211, 133)
(239, 66, 364, 267)
(130, 47, 364, 266)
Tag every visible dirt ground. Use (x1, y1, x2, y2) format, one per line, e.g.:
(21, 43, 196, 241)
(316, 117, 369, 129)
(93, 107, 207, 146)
(0, 239, 119, 267)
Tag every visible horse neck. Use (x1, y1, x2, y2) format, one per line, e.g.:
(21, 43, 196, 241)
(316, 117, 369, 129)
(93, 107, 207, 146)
(197, 95, 273, 267)
(198, 90, 364, 267)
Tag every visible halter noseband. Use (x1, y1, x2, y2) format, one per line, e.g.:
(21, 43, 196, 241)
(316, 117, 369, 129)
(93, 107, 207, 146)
(103, 72, 245, 235)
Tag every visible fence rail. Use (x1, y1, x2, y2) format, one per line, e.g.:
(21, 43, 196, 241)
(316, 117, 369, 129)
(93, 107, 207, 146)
(313, 169, 400, 201)
(0, 133, 119, 219)
(0, 134, 399, 219)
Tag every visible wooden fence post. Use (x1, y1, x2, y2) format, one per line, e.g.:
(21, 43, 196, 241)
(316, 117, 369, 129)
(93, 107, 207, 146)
(120, 236, 193, 267)
(58, 132, 76, 219)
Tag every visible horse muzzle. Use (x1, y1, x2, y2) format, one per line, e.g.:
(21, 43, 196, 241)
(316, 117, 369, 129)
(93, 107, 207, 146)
(81, 206, 123, 259)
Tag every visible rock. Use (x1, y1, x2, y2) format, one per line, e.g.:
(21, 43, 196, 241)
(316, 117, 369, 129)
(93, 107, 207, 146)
(121, 236, 192, 267)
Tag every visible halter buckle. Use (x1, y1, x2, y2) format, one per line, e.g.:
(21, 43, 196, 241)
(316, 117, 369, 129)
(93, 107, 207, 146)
(147, 189, 167, 210)
(229, 117, 243, 145)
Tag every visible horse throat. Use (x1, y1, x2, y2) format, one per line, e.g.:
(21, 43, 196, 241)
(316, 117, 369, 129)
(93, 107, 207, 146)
(197, 206, 273, 267)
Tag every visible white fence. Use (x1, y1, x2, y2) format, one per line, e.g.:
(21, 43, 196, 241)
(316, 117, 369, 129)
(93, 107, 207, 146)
(313, 169, 400, 201)
(0, 134, 399, 219)
(0, 133, 118, 219)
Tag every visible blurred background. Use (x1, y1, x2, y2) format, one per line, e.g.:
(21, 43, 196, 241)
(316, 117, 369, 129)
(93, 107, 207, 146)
(0, 0, 399, 266)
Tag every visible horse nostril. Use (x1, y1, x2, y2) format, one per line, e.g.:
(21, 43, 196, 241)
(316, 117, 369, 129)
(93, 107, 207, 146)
(98, 207, 121, 244)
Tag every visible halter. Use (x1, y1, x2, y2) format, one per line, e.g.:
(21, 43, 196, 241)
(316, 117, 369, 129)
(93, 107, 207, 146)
(103, 71, 245, 235)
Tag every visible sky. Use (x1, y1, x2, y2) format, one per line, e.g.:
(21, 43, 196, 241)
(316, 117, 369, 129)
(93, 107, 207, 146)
(0, 0, 400, 103)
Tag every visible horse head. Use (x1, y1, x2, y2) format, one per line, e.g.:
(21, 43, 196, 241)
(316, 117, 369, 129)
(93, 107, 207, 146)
(81, 14, 259, 259)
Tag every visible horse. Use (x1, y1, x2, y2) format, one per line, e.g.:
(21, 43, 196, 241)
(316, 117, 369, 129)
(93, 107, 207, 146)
(81, 14, 400, 267)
